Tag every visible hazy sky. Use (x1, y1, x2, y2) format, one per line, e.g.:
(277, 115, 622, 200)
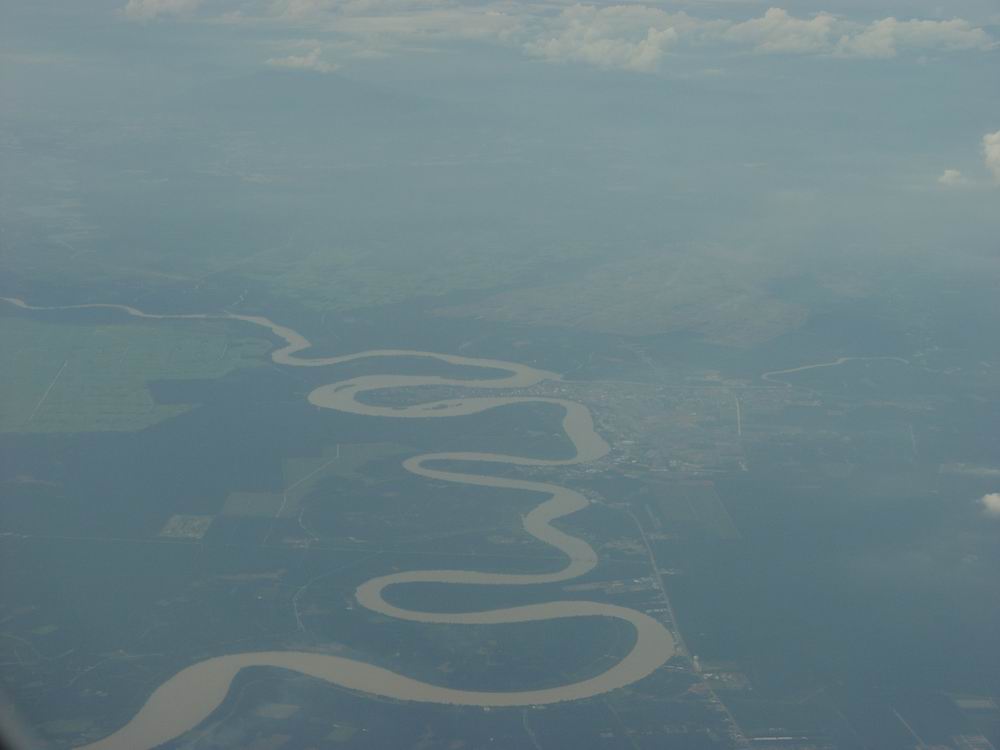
(2, 1, 999, 285)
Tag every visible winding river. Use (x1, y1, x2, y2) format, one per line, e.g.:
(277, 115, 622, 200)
(2, 298, 676, 750)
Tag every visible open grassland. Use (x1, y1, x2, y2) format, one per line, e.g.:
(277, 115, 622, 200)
(282, 442, 412, 487)
(0, 317, 269, 433)
(222, 442, 412, 522)
(434, 247, 807, 346)
(231, 242, 601, 313)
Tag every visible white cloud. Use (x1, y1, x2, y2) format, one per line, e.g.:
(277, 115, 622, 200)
(835, 17, 995, 58)
(524, 6, 691, 73)
(269, 0, 329, 19)
(127, 2, 996, 70)
(984, 130, 1000, 183)
(271, 0, 455, 22)
(723, 8, 837, 54)
(123, 0, 203, 20)
(713, 9, 994, 59)
(937, 169, 969, 187)
(523, 6, 996, 71)
(338, 0, 451, 14)
(331, 8, 522, 41)
(980, 493, 1000, 518)
(266, 46, 338, 72)
(265, 0, 522, 43)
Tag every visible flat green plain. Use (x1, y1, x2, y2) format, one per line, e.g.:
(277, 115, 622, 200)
(0, 316, 269, 433)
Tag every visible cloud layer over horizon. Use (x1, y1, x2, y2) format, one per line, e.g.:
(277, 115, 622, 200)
(116, 1, 998, 74)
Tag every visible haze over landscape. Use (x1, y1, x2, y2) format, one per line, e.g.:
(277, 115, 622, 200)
(1, 1, 999, 748)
